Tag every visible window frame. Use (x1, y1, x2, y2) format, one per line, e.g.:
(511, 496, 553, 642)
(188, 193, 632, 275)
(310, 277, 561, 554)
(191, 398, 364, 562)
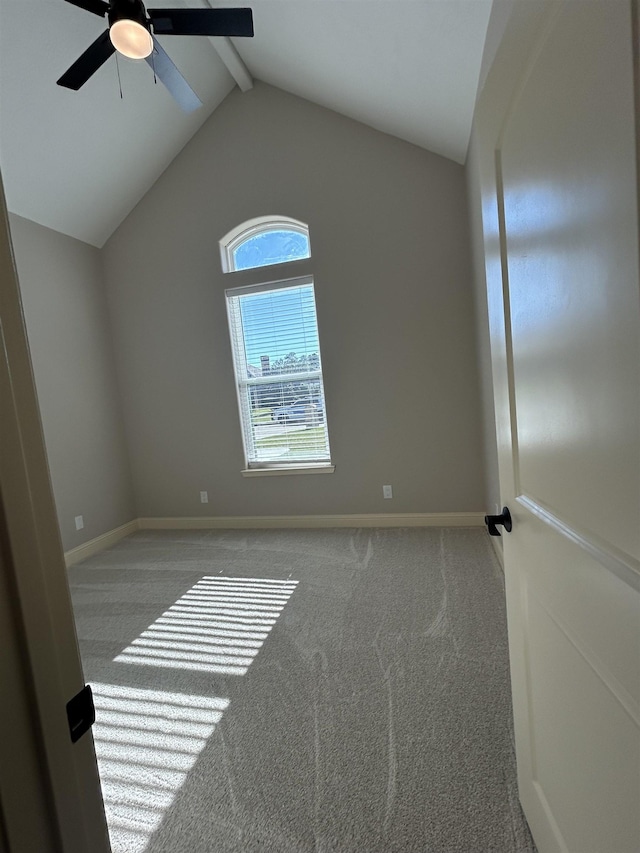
(219, 215, 311, 274)
(222, 216, 333, 476)
(225, 274, 333, 477)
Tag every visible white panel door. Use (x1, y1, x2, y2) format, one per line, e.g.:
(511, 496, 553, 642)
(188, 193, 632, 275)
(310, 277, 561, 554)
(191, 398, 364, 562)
(493, 2, 640, 851)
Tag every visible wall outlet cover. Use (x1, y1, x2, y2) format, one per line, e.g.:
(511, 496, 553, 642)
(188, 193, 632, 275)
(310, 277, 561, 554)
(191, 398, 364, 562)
(200, 491, 209, 504)
(383, 485, 393, 499)
(74, 515, 84, 530)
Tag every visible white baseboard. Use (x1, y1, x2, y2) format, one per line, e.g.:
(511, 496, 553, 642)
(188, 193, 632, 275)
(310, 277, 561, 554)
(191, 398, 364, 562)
(138, 512, 485, 530)
(64, 519, 140, 567)
(64, 513, 486, 565)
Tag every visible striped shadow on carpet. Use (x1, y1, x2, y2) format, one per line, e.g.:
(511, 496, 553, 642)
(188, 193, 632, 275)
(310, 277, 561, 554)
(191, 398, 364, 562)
(91, 576, 298, 852)
(115, 576, 299, 675)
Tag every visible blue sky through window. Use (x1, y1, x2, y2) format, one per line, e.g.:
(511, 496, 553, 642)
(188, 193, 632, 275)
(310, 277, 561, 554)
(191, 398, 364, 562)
(233, 230, 310, 271)
(239, 285, 319, 369)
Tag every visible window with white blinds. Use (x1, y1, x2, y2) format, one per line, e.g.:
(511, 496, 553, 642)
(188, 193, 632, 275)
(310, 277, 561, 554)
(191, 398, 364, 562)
(226, 276, 331, 469)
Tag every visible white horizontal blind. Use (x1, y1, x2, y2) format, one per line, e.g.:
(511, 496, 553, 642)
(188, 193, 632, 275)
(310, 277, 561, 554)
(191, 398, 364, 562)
(226, 277, 331, 467)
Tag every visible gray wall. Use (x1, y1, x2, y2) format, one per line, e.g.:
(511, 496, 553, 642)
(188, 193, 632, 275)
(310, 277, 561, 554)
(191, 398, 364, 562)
(9, 215, 135, 550)
(104, 82, 485, 518)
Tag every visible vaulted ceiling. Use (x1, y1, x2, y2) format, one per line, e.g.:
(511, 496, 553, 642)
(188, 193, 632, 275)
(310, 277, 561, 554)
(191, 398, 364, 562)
(0, 0, 492, 247)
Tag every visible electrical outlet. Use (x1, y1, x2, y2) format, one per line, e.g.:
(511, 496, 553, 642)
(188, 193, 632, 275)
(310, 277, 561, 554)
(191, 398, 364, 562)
(200, 491, 209, 504)
(383, 485, 393, 499)
(74, 515, 84, 531)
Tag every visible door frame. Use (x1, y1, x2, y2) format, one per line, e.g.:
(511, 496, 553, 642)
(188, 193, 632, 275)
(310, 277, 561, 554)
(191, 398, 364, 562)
(0, 173, 110, 852)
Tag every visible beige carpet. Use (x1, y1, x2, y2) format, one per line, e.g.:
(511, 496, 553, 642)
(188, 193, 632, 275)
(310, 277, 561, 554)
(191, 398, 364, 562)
(68, 527, 536, 852)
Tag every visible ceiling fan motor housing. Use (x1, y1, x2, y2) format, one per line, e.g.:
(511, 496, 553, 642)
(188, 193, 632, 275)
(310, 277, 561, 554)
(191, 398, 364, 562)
(108, 0, 150, 30)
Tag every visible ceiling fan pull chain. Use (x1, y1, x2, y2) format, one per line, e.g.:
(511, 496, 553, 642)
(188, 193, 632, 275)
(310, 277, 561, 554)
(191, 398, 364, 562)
(115, 51, 123, 100)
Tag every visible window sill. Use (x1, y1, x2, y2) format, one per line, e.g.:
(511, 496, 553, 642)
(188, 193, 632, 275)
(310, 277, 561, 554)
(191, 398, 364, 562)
(241, 464, 335, 478)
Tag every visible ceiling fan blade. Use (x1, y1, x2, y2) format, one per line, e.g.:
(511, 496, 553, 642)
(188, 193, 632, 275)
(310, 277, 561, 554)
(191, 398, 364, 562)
(63, 0, 109, 17)
(57, 30, 116, 90)
(148, 8, 254, 37)
(146, 38, 202, 113)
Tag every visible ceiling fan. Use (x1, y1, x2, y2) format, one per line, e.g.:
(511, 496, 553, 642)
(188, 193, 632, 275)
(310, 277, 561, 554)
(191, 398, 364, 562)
(57, 0, 254, 112)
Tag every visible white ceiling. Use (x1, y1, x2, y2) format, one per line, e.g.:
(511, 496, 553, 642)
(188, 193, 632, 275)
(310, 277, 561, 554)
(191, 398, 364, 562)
(243, 1, 492, 164)
(0, 0, 492, 248)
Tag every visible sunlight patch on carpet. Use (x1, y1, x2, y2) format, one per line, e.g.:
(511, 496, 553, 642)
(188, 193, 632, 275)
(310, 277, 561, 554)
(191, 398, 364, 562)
(94, 576, 298, 851)
(92, 683, 229, 853)
(114, 576, 298, 675)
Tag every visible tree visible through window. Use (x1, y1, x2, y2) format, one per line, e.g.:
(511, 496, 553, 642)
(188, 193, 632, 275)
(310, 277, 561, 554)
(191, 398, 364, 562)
(222, 218, 331, 470)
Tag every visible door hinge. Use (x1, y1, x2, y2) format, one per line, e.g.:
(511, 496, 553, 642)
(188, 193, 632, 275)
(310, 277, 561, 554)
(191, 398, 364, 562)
(66, 684, 95, 743)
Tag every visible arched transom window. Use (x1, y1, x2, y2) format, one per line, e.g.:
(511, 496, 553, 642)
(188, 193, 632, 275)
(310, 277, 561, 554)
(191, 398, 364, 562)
(220, 215, 311, 273)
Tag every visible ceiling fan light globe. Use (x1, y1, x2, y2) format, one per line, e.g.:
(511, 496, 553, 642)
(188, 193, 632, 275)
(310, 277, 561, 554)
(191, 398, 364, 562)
(110, 19, 153, 59)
